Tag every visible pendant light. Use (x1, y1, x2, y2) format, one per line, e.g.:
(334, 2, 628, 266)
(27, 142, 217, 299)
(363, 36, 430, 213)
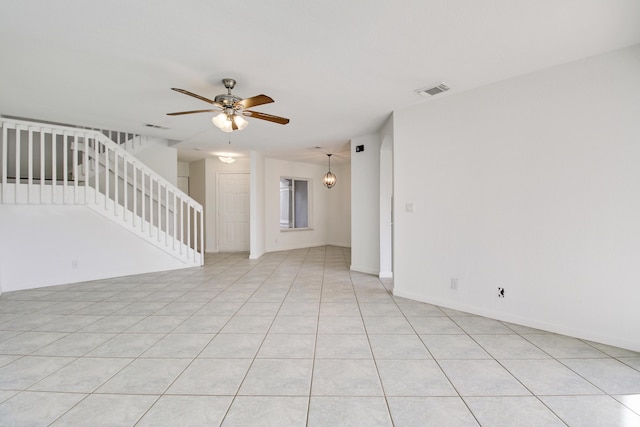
(323, 154, 337, 188)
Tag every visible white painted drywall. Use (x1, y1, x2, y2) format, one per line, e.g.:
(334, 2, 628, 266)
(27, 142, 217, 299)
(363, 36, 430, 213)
(177, 161, 190, 177)
(379, 116, 394, 278)
(326, 160, 352, 248)
(350, 134, 381, 275)
(132, 138, 178, 186)
(393, 45, 640, 351)
(0, 204, 193, 292)
(264, 158, 333, 252)
(250, 151, 266, 259)
(188, 160, 207, 250)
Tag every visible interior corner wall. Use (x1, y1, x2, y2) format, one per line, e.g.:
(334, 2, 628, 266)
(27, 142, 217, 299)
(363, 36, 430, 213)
(188, 159, 207, 249)
(393, 45, 640, 351)
(264, 158, 335, 252)
(250, 151, 266, 259)
(350, 134, 381, 275)
(379, 116, 394, 278)
(132, 138, 178, 186)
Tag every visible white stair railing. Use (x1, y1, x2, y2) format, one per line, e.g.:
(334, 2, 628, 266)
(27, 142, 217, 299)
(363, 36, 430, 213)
(0, 118, 204, 266)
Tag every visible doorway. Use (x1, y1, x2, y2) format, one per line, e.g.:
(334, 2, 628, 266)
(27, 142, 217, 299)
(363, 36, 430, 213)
(217, 173, 250, 252)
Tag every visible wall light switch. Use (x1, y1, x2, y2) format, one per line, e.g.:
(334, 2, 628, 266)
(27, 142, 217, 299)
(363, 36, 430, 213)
(405, 202, 415, 213)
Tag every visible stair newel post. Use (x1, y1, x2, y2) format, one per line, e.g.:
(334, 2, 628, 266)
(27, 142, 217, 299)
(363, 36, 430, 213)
(83, 133, 89, 204)
(200, 208, 204, 263)
(187, 201, 191, 259)
(40, 128, 46, 203)
(149, 175, 154, 239)
(27, 128, 34, 203)
(133, 164, 138, 228)
(114, 149, 118, 216)
(73, 134, 78, 204)
(157, 179, 162, 242)
(173, 191, 177, 251)
(15, 126, 21, 203)
(2, 124, 8, 203)
(165, 185, 169, 246)
(141, 167, 145, 232)
(123, 158, 128, 222)
(62, 132, 68, 204)
(189, 206, 198, 261)
(94, 132, 99, 205)
(104, 141, 109, 211)
(52, 129, 58, 203)
(178, 199, 182, 255)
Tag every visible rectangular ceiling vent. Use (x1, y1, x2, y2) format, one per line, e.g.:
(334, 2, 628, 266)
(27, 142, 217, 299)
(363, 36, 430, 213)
(415, 83, 450, 97)
(145, 123, 169, 130)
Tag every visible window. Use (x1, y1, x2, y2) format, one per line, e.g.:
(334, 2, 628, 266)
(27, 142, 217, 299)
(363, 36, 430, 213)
(280, 177, 310, 229)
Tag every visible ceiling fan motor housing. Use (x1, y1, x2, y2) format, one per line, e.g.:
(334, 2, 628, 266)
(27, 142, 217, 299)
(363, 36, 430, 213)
(214, 94, 243, 108)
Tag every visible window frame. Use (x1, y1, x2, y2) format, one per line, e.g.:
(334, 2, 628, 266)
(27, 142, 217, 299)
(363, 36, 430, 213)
(279, 176, 313, 231)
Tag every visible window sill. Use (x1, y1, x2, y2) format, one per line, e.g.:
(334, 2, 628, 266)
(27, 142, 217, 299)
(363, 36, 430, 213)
(280, 227, 314, 232)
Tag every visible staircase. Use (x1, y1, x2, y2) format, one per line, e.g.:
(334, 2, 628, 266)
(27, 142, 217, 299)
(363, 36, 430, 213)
(0, 118, 204, 287)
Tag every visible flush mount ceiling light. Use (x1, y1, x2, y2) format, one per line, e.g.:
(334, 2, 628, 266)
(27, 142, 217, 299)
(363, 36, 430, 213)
(167, 78, 290, 133)
(218, 156, 236, 164)
(323, 154, 337, 189)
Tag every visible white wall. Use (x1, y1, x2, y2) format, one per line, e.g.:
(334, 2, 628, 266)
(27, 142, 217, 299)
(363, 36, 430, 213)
(393, 45, 640, 351)
(188, 159, 207, 248)
(177, 161, 190, 177)
(326, 160, 352, 247)
(0, 204, 192, 291)
(250, 151, 266, 259)
(133, 138, 178, 186)
(379, 116, 394, 278)
(264, 157, 349, 252)
(350, 134, 381, 275)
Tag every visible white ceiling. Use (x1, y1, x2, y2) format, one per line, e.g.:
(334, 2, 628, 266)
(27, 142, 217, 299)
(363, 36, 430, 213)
(1, 1, 639, 165)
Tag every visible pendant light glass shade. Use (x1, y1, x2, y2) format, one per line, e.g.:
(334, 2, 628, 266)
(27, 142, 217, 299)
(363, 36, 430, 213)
(212, 112, 249, 132)
(323, 154, 337, 188)
(233, 114, 249, 130)
(212, 113, 233, 132)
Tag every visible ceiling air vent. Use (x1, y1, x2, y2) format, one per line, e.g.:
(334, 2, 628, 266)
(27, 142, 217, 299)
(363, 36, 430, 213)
(145, 123, 168, 130)
(415, 83, 450, 97)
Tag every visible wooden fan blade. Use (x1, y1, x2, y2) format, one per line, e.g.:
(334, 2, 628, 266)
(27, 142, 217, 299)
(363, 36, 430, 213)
(167, 109, 219, 116)
(243, 110, 290, 125)
(171, 88, 222, 106)
(236, 94, 274, 109)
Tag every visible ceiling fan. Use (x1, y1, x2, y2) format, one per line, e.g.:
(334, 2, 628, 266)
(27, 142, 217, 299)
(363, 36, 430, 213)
(167, 78, 290, 132)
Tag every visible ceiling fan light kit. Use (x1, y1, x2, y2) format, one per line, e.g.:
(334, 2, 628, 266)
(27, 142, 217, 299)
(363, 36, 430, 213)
(167, 78, 289, 134)
(212, 112, 248, 132)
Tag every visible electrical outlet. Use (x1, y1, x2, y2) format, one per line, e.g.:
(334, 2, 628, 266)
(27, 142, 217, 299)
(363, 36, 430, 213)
(450, 278, 458, 290)
(71, 260, 78, 269)
(498, 287, 505, 298)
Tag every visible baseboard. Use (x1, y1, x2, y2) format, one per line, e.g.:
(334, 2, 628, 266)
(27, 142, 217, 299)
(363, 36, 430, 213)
(350, 264, 379, 275)
(392, 288, 640, 353)
(379, 271, 393, 279)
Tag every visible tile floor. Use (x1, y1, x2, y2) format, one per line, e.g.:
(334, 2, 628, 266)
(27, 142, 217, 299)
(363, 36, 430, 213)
(0, 246, 639, 426)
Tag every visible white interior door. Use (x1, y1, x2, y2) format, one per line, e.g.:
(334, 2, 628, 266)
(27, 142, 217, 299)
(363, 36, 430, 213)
(218, 173, 250, 252)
